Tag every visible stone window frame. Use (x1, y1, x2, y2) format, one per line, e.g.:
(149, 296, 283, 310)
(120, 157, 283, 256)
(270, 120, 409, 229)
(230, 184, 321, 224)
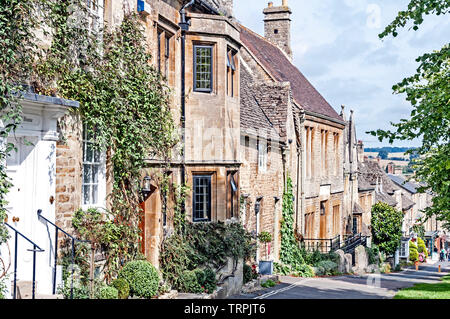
(257, 138, 268, 173)
(333, 132, 339, 176)
(81, 126, 106, 210)
(156, 27, 175, 86)
(226, 47, 238, 97)
(192, 174, 212, 222)
(193, 44, 214, 93)
(226, 170, 239, 219)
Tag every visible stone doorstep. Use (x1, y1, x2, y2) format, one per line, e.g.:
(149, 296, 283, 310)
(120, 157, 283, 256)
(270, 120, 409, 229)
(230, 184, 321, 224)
(12, 280, 64, 299)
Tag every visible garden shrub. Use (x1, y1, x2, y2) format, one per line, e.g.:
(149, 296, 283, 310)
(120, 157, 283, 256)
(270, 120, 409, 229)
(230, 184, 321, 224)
(261, 279, 276, 288)
(366, 244, 381, 265)
(417, 238, 428, 258)
(159, 221, 255, 291)
(316, 260, 338, 276)
(98, 285, 118, 299)
(380, 263, 391, 274)
(243, 264, 252, 284)
(201, 268, 218, 294)
(243, 264, 259, 284)
(118, 260, 160, 298)
(409, 241, 419, 262)
(58, 279, 90, 300)
(274, 262, 314, 278)
(112, 278, 130, 299)
(179, 270, 203, 294)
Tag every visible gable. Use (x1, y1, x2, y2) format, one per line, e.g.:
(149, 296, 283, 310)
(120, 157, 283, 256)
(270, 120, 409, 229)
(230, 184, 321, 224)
(240, 25, 343, 122)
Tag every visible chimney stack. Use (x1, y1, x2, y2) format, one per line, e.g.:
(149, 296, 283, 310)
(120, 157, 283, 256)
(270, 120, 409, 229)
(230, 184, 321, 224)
(263, 1, 292, 60)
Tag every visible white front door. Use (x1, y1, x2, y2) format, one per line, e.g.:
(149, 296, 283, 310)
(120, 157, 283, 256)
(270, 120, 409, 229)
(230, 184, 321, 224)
(5, 136, 40, 288)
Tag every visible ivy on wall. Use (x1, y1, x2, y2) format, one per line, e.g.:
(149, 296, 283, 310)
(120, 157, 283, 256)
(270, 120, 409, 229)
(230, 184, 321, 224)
(1, 0, 179, 280)
(0, 0, 45, 245)
(279, 176, 305, 267)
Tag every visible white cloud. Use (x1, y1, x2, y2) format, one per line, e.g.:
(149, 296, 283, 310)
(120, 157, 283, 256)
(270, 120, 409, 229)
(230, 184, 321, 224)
(234, 0, 449, 147)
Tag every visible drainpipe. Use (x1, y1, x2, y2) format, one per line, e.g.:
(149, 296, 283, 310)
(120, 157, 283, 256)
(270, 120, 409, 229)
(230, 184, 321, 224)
(299, 110, 306, 235)
(179, 0, 195, 222)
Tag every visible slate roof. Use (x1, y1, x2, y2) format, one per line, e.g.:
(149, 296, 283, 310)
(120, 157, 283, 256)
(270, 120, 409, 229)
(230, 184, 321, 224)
(240, 67, 280, 139)
(388, 174, 419, 194)
(240, 25, 343, 122)
(353, 202, 364, 214)
(358, 160, 400, 195)
(401, 194, 415, 211)
(375, 191, 398, 207)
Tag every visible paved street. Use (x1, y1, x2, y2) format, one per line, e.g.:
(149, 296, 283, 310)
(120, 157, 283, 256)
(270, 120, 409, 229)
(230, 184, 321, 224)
(230, 261, 450, 299)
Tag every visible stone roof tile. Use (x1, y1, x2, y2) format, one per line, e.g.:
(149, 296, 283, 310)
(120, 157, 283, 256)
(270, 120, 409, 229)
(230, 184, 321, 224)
(240, 25, 342, 122)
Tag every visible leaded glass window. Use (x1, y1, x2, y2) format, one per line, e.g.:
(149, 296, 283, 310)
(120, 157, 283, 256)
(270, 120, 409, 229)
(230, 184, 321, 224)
(193, 175, 212, 222)
(194, 45, 213, 92)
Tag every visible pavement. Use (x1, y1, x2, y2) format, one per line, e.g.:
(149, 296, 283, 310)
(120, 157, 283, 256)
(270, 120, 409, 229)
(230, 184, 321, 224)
(229, 261, 450, 299)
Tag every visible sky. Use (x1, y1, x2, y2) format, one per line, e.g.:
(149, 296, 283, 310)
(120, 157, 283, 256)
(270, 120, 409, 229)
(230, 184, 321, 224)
(233, 0, 450, 148)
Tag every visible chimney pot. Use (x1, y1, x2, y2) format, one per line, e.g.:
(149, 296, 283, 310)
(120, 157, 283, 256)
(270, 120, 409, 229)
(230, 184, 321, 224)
(268, 2, 273, 7)
(282, 0, 288, 6)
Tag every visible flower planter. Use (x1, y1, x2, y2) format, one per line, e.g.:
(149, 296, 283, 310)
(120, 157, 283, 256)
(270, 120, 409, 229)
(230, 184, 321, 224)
(259, 261, 273, 275)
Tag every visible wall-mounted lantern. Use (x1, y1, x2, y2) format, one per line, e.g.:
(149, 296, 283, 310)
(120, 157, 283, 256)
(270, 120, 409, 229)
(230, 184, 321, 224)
(140, 175, 153, 200)
(255, 196, 263, 215)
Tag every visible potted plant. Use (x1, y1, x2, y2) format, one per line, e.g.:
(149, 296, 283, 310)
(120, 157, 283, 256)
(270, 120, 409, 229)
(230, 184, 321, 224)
(258, 231, 273, 275)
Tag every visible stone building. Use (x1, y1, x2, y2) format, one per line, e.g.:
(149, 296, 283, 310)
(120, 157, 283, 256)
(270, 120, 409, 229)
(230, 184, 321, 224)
(342, 110, 375, 237)
(46, 0, 242, 266)
(239, 0, 347, 258)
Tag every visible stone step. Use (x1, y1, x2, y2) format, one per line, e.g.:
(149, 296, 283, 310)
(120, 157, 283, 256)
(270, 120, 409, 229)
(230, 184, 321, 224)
(13, 280, 62, 299)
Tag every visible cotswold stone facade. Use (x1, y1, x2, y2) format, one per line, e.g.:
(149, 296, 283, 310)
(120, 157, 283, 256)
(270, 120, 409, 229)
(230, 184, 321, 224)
(239, 0, 348, 260)
(55, 115, 83, 232)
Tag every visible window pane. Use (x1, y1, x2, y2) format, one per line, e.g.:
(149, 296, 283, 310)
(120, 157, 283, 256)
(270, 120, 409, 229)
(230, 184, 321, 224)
(83, 185, 91, 205)
(194, 46, 212, 91)
(83, 164, 92, 184)
(193, 176, 211, 221)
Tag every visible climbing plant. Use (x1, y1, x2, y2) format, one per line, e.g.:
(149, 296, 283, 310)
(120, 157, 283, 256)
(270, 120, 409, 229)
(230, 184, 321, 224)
(279, 176, 305, 267)
(1, 0, 178, 280)
(0, 0, 47, 245)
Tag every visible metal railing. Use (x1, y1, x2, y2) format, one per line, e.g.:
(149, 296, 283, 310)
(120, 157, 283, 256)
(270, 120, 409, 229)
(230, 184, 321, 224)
(37, 209, 88, 299)
(301, 235, 341, 253)
(342, 233, 369, 265)
(4, 222, 44, 299)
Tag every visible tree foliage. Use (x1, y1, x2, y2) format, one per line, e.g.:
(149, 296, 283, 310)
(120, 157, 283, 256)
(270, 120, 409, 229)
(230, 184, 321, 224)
(369, 0, 450, 230)
(371, 202, 404, 256)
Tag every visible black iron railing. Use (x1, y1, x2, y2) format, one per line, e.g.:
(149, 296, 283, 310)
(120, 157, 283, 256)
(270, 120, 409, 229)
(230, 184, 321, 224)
(4, 222, 44, 299)
(37, 209, 88, 299)
(342, 233, 369, 265)
(301, 235, 341, 253)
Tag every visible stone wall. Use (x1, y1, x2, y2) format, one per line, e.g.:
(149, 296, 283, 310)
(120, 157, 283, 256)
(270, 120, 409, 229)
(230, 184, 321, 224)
(240, 134, 284, 262)
(55, 114, 83, 233)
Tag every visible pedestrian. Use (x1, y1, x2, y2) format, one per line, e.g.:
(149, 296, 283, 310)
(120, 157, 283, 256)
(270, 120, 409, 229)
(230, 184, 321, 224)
(447, 247, 450, 261)
(440, 248, 445, 262)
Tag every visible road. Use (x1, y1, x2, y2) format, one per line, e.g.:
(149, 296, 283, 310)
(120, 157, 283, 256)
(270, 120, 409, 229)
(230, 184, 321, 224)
(230, 261, 449, 299)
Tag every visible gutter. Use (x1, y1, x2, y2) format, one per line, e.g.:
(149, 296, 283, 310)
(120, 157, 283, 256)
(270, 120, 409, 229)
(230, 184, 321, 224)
(179, 0, 195, 220)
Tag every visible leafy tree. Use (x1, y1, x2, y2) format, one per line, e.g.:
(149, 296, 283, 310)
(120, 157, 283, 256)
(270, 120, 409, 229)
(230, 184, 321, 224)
(369, 0, 450, 230)
(371, 202, 404, 256)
